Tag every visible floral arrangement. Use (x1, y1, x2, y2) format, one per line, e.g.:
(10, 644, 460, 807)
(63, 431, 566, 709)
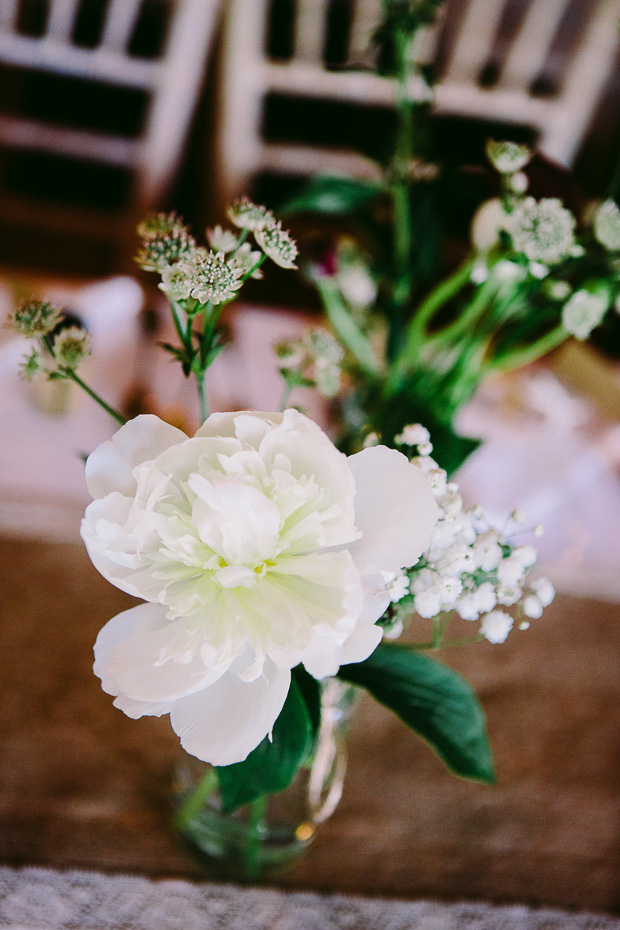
(9, 200, 555, 829)
(276, 2, 620, 474)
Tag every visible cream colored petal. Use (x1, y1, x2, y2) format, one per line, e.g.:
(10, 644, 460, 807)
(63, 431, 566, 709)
(85, 414, 187, 499)
(347, 446, 438, 572)
(170, 654, 291, 765)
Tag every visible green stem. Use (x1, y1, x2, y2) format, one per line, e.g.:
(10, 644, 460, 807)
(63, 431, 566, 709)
(63, 370, 127, 425)
(484, 323, 567, 374)
(170, 300, 193, 354)
(279, 381, 294, 412)
(174, 767, 218, 835)
(389, 259, 475, 387)
(316, 277, 380, 376)
(240, 254, 267, 282)
(196, 369, 209, 423)
(244, 794, 267, 882)
(386, 25, 416, 360)
(424, 275, 498, 349)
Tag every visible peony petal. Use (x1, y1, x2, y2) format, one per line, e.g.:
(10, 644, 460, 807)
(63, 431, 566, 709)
(170, 654, 291, 765)
(94, 602, 232, 704)
(346, 446, 438, 572)
(85, 414, 188, 499)
(81, 493, 146, 599)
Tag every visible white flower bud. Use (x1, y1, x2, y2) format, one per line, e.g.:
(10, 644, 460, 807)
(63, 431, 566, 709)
(497, 584, 522, 606)
(531, 576, 555, 607)
(522, 595, 543, 619)
(480, 609, 514, 644)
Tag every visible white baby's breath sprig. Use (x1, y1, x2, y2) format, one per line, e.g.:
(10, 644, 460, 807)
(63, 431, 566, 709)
(391, 424, 554, 644)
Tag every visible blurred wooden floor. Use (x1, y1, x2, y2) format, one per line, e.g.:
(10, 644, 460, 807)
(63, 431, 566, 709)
(0, 535, 618, 913)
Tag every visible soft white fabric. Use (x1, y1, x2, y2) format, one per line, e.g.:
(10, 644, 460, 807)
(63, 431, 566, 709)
(0, 866, 617, 930)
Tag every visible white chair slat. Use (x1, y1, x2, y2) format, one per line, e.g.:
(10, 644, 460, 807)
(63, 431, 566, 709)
(348, 0, 379, 61)
(100, 0, 144, 53)
(135, 0, 221, 207)
(214, 0, 272, 208)
(0, 114, 136, 165)
(0, 32, 158, 87)
(0, 0, 21, 32)
(293, 0, 330, 64)
(45, 0, 81, 44)
(540, 0, 620, 165)
(413, 21, 442, 67)
(265, 59, 432, 105)
(442, 0, 506, 84)
(497, 0, 571, 91)
(260, 140, 382, 179)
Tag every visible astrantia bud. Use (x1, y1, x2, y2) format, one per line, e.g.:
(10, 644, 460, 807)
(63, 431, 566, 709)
(485, 139, 532, 175)
(255, 221, 299, 269)
(53, 325, 92, 370)
(10, 300, 63, 337)
(227, 197, 274, 232)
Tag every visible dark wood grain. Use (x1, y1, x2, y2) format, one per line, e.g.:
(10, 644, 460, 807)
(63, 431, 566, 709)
(0, 536, 618, 912)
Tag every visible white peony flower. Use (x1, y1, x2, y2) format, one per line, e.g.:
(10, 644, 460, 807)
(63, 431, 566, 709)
(82, 410, 437, 766)
(480, 610, 514, 644)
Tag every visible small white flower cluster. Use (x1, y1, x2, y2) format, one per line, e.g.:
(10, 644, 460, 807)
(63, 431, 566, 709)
(561, 288, 609, 340)
(508, 197, 576, 265)
(275, 327, 344, 398)
(386, 426, 554, 644)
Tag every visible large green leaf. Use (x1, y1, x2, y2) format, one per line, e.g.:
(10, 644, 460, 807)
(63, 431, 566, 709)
(281, 175, 381, 216)
(337, 643, 495, 783)
(215, 677, 313, 814)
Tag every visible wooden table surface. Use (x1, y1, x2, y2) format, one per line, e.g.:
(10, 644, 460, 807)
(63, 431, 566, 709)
(0, 535, 618, 914)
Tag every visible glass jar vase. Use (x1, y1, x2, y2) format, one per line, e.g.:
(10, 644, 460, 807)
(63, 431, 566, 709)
(172, 679, 358, 881)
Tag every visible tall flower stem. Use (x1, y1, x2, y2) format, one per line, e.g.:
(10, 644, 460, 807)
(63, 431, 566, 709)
(484, 323, 566, 374)
(244, 795, 268, 881)
(386, 25, 417, 361)
(65, 371, 127, 425)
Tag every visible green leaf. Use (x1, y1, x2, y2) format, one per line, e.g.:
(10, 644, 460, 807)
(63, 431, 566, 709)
(281, 175, 381, 216)
(337, 643, 495, 783)
(291, 665, 322, 743)
(215, 677, 313, 814)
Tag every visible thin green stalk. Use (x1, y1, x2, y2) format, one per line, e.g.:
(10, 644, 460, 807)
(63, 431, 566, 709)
(240, 254, 267, 283)
(484, 323, 567, 374)
(279, 381, 294, 412)
(389, 259, 475, 387)
(170, 300, 193, 355)
(174, 767, 218, 835)
(63, 370, 127, 425)
(244, 794, 267, 881)
(423, 276, 498, 349)
(196, 369, 209, 423)
(316, 277, 380, 376)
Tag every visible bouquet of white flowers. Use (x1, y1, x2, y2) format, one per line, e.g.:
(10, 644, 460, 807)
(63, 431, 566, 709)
(9, 196, 555, 878)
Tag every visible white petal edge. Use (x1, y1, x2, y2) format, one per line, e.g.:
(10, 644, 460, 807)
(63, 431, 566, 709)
(85, 414, 188, 499)
(94, 602, 232, 704)
(346, 446, 438, 572)
(170, 654, 291, 765)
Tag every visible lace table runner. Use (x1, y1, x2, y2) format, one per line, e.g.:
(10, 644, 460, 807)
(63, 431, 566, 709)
(0, 866, 618, 930)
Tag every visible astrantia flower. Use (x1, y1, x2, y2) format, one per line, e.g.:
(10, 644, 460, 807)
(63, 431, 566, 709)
(188, 251, 244, 305)
(593, 199, 620, 252)
(9, 299, 63, 337)
(53, 325, 92, 370)
(509, 198, 576, 264)
(255, 221, 299, 269)
(82, 409, 438, 766)
(207, 225, 239, 253)
(227, 197, 274, 232)
(135, 213, 196, 273)
(562, 289, 608, 340)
